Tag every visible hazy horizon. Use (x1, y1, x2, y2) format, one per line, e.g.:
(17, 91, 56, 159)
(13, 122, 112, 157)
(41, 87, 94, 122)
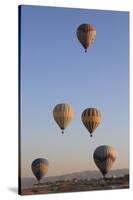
(20, 5, 129, 178)
(22, 168, 129, 179)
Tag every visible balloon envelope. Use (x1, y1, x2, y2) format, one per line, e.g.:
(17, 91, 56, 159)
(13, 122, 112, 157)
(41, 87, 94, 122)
(93, 145, 116, 177)
(81, 108, 101, 137)
(76, 23, 96, 52)
(53, 103, 74, 133)
(31, 158, 49, 181)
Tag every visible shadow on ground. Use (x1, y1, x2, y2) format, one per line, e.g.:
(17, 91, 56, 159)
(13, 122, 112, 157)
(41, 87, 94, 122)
(8, 187, 18, 194)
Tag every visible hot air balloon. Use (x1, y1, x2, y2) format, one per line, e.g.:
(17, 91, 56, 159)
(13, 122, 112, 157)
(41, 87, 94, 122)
(93, 145, 116, 178)
(81, 108, 101, 137)
(31, 158, 49, 184)
(76, 23, 96, 52)
(53, 103, 74, 134)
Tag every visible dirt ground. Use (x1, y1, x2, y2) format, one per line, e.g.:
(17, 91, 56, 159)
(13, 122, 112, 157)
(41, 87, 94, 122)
(21, 175, 129, 195)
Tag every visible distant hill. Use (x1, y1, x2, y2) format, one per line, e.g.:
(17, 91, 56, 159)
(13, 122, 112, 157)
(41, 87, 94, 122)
(21, 169, 129, 189)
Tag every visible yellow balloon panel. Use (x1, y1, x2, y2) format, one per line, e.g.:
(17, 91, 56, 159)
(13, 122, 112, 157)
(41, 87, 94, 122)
(53, 103, 74, 131)
(82, 108, 101, 135)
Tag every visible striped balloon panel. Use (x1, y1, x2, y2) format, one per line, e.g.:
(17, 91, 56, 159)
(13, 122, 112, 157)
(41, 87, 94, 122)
(31, 158, 49, 181)
(77, 24, 96, 49)
(53, 103, 73, 130)
(93, 145, 116, 176)
(82, 108, 101, 134)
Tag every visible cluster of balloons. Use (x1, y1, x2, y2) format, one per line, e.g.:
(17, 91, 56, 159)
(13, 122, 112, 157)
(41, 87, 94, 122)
(31, 23, 116, 183)
(53, 103, 101, 137)
(31, 103, 116, 183)
(31, 145, 116, 183)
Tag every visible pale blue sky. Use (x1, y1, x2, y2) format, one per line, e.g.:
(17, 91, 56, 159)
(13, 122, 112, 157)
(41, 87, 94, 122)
(20, 5, 129, 177)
